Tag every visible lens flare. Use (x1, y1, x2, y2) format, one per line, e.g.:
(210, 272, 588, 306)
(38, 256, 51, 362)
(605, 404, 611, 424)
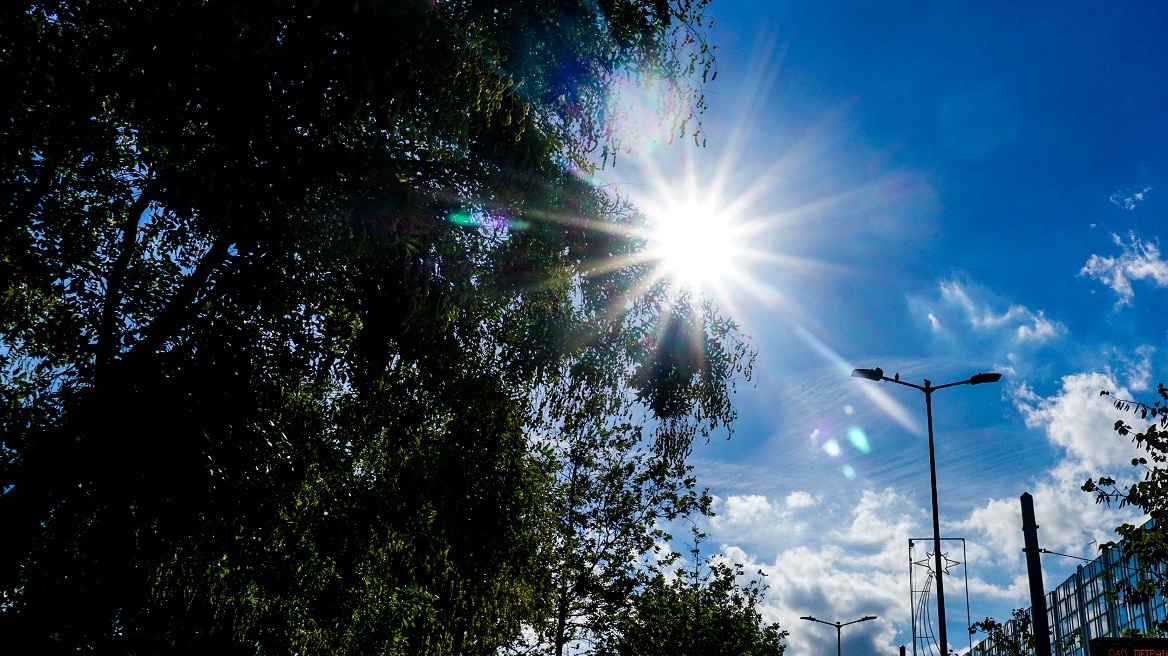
(847, 426, 871, 454)
(447, 209, 529, 231)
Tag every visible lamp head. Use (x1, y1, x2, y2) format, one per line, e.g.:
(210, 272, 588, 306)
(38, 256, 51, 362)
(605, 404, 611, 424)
(862, 615, 877, 622)
(851, 367, 884, 381)
(799, 616, 816, 621)
(968, 372, 1003, 385)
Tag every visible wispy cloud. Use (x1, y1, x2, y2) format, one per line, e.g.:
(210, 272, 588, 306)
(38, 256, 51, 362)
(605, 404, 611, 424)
(1015, 311, 1062, 343)
(1110, 185, 1152, 210)
(917, 279, 1067, 346)
(1080, 232, 1168, 307)
(1112, 345, 1155, 392)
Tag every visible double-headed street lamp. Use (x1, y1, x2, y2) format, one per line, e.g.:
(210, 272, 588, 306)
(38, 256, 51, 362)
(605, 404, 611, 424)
(800, 614, 877, 656)
(850, 367, 1002, 655)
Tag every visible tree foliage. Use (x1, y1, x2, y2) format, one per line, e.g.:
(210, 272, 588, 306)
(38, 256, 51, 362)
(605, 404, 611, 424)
(1082, 384, 1168, 630)
(0, 1, 769, 654)
(595, 530, 788, 656)
(970, 609, 1079, 656)
(520, 423, 707, 655)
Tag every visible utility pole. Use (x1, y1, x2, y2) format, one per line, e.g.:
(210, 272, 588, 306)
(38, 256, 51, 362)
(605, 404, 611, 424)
(1021, 492, 1052, 656)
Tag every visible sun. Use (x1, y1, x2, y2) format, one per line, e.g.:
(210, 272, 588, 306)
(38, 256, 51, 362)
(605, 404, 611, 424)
(645, 197, 742, 294)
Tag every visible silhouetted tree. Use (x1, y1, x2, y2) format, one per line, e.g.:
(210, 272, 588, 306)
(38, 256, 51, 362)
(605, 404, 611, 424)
(0, 1, 761, 654)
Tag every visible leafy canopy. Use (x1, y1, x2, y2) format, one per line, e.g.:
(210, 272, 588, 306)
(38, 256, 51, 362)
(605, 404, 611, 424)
(0, 1, 773, 654)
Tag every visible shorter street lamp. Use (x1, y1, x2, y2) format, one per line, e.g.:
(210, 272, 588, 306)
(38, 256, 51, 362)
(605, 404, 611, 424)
(800, 614, 877, 656)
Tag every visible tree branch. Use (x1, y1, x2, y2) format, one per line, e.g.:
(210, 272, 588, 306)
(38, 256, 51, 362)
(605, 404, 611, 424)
(126, 232, 234, 363)
(94, 183, 156, 379)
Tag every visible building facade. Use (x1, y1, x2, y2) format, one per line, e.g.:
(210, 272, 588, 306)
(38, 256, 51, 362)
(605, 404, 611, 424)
(971, 536, 1168, 656)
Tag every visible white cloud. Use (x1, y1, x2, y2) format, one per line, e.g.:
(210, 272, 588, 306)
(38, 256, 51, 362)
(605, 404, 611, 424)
(960, 496, 1027, 559)
(1014, 372, 1144, 471)
(731, 544, 907, 654)
(699, 356, 1160, 653)
(966, 573, 1030, 602)
(939, 279, 978, 318)
(925, 368, 1153, 649)
(786, 491, 819, 509)
(1113, 345, 1155, 392)
(929, 279, 1067, 346)
(840, 489, 917, 555)
(958, 460, 1133, 564)
(721, 494, 777, 525)
(1081, 232, 1168, 307)
(1016, 311, 1060, 343)
(1110, 185, 1152, 210)
(1040, 460, 1138, 553)
(709, 488, 926, 654)
(709, 492, 822, 550)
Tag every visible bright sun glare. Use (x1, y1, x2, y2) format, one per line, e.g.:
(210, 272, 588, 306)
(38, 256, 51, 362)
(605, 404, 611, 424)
(646, 199, 741, 294)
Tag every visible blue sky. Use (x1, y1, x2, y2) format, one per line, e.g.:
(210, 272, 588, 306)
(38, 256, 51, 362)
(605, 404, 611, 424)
(602, 2, 1168, 654)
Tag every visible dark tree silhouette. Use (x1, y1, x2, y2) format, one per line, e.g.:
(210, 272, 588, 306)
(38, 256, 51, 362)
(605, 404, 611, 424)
(0, 1, 774, 654)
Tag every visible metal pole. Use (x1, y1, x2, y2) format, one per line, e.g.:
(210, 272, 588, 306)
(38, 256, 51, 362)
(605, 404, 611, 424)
(909, 539, 918, 656)
(1021, 492, 1052, 656)
(800, 615, 877, 656)
(851, 368, 1001, 656)
(924, 383, 949, 656)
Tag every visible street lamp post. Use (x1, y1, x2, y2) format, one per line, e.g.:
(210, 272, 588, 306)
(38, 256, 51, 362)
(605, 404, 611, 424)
(850, 367, 1001, 656)
(800, 614, 877, 656)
